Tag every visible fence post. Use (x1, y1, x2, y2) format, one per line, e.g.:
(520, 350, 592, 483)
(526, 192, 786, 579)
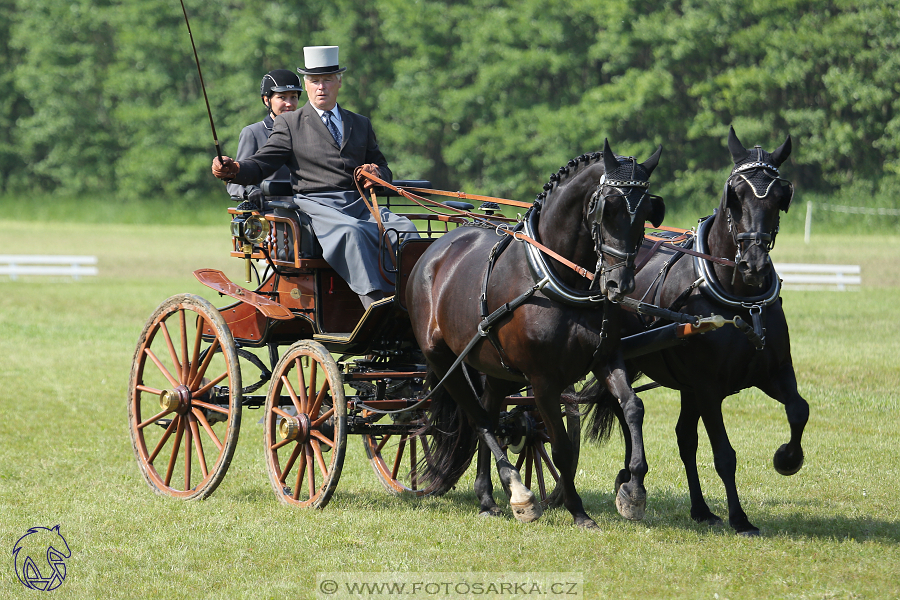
(804, 201, 813, 244)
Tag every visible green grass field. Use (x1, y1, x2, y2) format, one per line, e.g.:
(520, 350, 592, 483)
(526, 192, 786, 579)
(1, 218, 898, 599)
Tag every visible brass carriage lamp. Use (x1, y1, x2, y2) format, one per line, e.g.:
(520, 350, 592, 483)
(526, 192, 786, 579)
(230, 208, 268, 282)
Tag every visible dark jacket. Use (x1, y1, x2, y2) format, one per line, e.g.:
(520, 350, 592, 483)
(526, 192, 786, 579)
(231, 102, 392, 193)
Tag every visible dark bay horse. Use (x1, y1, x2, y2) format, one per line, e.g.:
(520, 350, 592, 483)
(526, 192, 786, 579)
(584, 127, 807, 535)
(407, 141, 665, 529)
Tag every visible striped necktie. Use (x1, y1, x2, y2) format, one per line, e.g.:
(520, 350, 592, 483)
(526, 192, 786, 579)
(323, 110, 342, 147)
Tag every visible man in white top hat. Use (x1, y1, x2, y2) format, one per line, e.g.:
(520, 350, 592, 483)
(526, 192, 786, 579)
(212, 46, 418, 309)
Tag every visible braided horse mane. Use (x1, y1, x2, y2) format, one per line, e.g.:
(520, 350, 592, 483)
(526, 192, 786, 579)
(534, 152, 605, 205)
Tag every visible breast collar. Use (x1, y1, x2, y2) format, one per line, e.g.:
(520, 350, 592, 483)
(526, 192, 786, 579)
(693, 214, 781, 308)
(523, 207, 606, 308)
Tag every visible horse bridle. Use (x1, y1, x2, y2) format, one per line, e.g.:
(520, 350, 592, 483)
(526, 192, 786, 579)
(587, 169, 660, 288)
(723, 152, 795, 268)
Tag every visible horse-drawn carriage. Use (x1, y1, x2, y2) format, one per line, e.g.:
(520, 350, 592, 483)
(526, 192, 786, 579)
(128, 130, 807, 534)
(126, 176, 581, 508)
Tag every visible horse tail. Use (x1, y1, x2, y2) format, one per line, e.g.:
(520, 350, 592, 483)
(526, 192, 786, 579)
(576, 375, 621, 444)
(416, 367, 478, 495)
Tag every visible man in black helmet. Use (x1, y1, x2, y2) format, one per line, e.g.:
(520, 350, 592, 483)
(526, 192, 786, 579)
(226, 69, 302, 204)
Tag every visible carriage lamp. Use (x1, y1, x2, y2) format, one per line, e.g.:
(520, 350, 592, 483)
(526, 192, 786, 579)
(230, 213, 268, 246)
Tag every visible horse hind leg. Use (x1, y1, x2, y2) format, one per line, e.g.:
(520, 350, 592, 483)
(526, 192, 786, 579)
(699, 399, 759, 536)
(676, 392, 723, 526)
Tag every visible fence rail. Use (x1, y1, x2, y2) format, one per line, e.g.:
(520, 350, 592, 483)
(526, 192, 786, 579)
(773, 262, 860, 291)
(0, 255, 98, 281)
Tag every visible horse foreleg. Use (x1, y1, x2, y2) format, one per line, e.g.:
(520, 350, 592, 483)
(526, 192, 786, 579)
(599, 361, 648, 521)
(699, 400, 759, 535)
(539, 391, 599, 530)
(474, 378, 515, 517)
(759, 365, 808, 476)
(676, 392, 723, 526)
(612, 400, 633, 494)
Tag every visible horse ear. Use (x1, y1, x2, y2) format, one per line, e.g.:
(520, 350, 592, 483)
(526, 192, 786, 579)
(728, 126, 751, 164)
(648, 196, 666, 228)
(603, 138, 619, 174)
(771, 134, 792, 167)
(641, 144, 662, 176)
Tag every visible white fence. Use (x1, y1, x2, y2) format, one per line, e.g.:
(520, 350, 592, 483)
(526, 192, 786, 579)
(774, 262, 860, 291)
(0, 255, 98, 281)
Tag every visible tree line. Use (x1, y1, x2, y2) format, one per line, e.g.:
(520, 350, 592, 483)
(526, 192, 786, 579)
(2, 0, 897, 213)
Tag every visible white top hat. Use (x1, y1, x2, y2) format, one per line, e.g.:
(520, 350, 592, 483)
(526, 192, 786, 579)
(297, 46, 347, 75)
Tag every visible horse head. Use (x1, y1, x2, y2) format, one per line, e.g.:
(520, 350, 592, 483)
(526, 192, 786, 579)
(722, 126, 793, 287)
(536, 139, 664, 300)
(594, 139, 665, 298)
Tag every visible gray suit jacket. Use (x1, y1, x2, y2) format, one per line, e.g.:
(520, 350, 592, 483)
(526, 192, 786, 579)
(231, 102, 392, 193)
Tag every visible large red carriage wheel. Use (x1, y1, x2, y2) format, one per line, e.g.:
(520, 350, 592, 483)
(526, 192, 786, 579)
(361, 406, 444, 496)
(127, 294, 242, 499)
(505, 402, 580, 509)
(264, 340, 346, 508)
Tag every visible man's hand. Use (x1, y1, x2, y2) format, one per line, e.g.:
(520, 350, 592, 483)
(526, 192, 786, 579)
(212, 156, 240, 180)
(357, 163, 381, 189)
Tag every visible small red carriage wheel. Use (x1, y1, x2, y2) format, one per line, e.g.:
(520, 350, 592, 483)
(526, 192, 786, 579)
(362, 408, 444, 496)
(264, 340, 346, 508)
(127, 294, 242, 500)
(506, 402, 580, 509)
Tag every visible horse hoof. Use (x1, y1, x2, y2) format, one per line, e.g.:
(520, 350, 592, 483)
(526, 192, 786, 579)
(615, 484, 646, 521)
(692, 513, 724, 527)
(478, 507, 504, 518)
(510, 495, 543, 523)
(737, 527, 761, 537)
(773, 444, 804, 476)
(613, 469, 630, 494)
(576, 518, 601, 531)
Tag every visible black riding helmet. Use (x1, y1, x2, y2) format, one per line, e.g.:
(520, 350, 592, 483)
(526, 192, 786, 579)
(260, 69, 302, 109)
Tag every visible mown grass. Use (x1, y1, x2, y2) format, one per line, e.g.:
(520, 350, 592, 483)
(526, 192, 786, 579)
(1, 219, 898, 599)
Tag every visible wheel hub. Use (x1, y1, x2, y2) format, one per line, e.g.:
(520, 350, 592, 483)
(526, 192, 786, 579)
(160, 385, 192, 414)
(279, 413, 311, 443)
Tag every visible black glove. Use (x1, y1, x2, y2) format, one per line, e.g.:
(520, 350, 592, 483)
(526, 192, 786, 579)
(246, 186, 265, 209)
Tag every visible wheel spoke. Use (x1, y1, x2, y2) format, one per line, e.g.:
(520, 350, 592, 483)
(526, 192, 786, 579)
(189, 336, 220, 390)
(375, 434, 392, 454)
(148, 417, 179, 463)
(533, 445, 547, 500)
(307, 360, 318, 413)
(410, 436, 418, 491)
(306, 447, 316, 499)
(184, 418, 193, 490)
(164, 416, 185, 487)
(535, 443, 559, 481)
(524, 447, 533, 489)
(311, 406, 334, 428)
(179, 309, 189, 384)
(391, 437, 408, 480)
(136, 384, 163, 396)
(191, 408, 223, 452)
(189, 417, 208, 479)
(311, 439, 328, 478)
(281, 374, 303, 415)
(138, 407, 175, 430)
(310, 430, 335, 449)
(309, 379, 328, 420)
(187, 314, 205, 387)
(192, 399, 229, 415)
(193, 366, 226, 398)
(294, 358, 308, 413)
(292, 447, 307, 501)
(273, 406, 295, 420)
(145, 348, 179, 388)
(514, 448, 526, 471)
(280, 443, 303, 485)
(158, 321, 182, 382)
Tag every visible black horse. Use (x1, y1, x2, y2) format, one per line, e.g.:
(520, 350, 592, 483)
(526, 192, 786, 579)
(584, 127, 807, 535)
(407, 141, 665, 528)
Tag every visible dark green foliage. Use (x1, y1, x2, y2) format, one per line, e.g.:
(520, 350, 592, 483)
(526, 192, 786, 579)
(2, 0, 898, 214)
